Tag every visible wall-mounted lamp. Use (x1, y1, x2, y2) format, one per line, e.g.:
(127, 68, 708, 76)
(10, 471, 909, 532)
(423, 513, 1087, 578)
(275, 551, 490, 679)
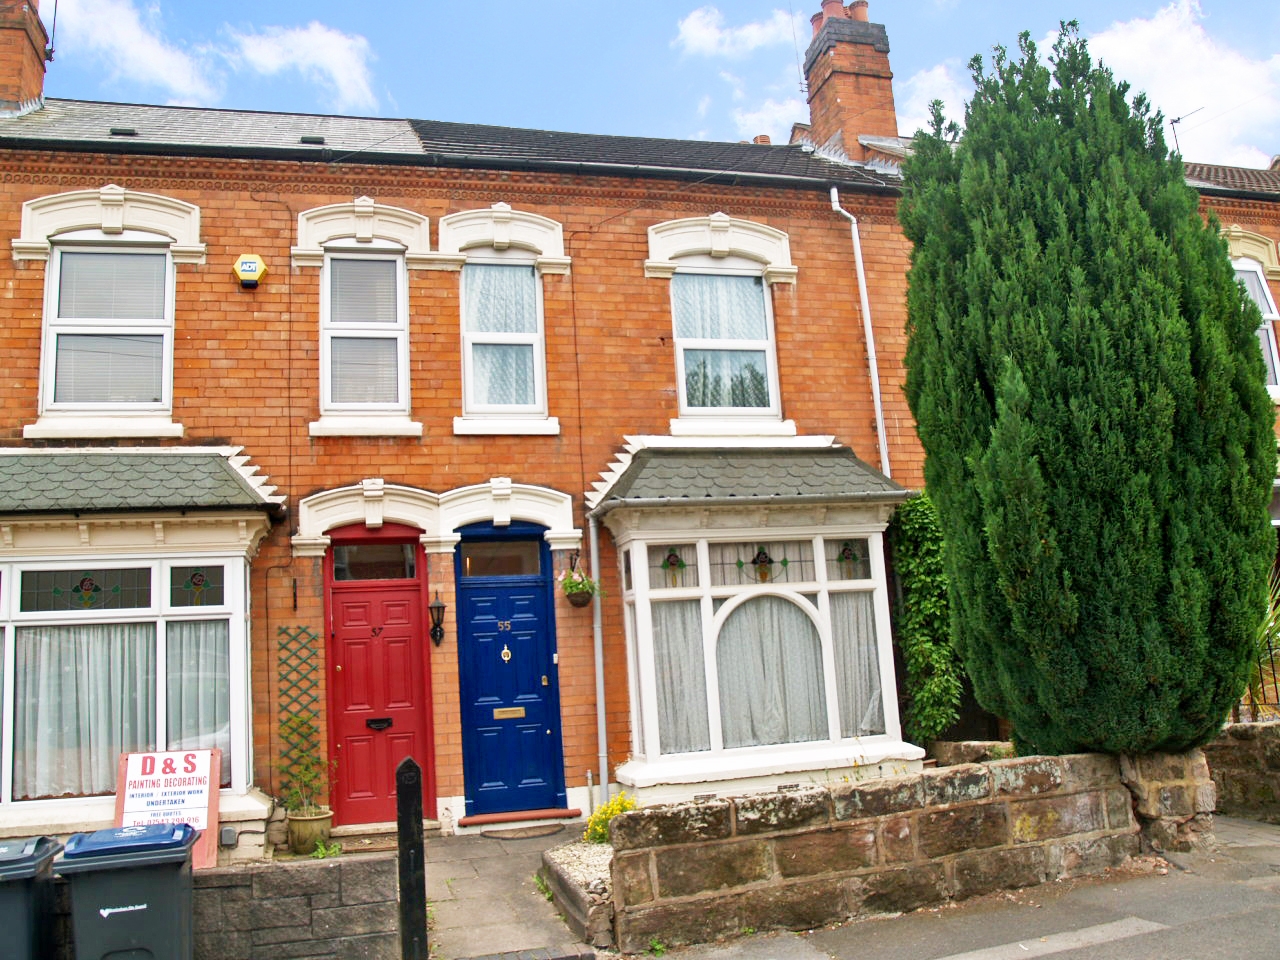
(429, 591, 446, 646)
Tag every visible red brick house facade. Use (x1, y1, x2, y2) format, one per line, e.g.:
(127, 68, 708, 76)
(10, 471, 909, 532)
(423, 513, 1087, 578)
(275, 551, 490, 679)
(0, 0, 1273, 857)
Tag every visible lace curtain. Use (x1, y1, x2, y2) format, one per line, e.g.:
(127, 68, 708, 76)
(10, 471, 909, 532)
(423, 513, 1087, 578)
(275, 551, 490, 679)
(717, 596, 826, 748)
(652, 600, 710, 754)
(464, 264, 537, 406)
(830, 592, 884, 737)
(167, 620, 232, 786)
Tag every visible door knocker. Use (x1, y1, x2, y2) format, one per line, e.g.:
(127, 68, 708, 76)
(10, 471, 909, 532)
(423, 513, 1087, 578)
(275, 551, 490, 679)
(500, 644, 512, 663)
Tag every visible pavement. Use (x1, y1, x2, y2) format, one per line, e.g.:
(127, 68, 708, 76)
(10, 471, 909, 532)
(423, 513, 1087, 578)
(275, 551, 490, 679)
(424, 816, 1280, 960)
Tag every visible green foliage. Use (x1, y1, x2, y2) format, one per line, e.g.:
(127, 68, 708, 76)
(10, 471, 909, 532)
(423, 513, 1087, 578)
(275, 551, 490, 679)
(887, 494, 964, 742)
(899, 24, 1275, 755)
(648, 938, 667, 956)
(583, 790, 637, 843)
(309, 840, 342, 859)
(280, 713, 331, 814)
(533, 872, 554, 901)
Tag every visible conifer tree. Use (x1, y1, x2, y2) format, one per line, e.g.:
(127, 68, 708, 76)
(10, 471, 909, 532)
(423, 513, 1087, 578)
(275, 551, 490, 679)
(899, 25, 1276, 755)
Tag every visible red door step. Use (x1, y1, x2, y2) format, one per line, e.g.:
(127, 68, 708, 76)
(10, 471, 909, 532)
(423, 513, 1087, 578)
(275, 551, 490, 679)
(457, 807, 581, 828)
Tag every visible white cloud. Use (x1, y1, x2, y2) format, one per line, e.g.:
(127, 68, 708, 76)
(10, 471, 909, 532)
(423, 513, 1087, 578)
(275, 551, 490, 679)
(719, 70, 747, 102)
(230, 22, 377, 114)
(733, 96, 807, 144)
(895, 61, 971, 139)
(697, 95, 712, 118)
(674, 7, 801, 59)
(53, 0, 219, 104)
(1088, 0, 1280, 167)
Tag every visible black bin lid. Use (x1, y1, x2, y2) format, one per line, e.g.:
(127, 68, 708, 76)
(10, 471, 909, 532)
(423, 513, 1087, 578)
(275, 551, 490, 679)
(0, 836, 62, 880)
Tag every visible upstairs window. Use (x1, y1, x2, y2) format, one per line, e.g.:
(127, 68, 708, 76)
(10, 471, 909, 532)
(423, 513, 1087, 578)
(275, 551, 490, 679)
(1236, 258, 1280, 390)
(321, 251, 408, 413)
(461, 260, 545, 415)
(672, 272, 775, 413)
(46, 248, 171, 408)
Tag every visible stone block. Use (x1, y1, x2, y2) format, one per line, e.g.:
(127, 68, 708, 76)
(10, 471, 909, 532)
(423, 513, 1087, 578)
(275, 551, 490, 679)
(1009, 793, 1104, 843)
(611, 851, 654, 907)
(1194, 780, 1217, 814)
(831, 774, 924, 820)
(252, 938, 342, 959)
(1104, 786, 1136, 830)
(1203, 741, 1260, 771)
(195, 929, 254, 960)
(338, 857, 396, 905)
(1225, 722, 1262, 741)
(928, 741, 1012, 766)
(1045, 833, 1139, 880)
(1263, 740, 1280, 772)
(614, 894, 743, 954)
(734, 876, 852, 931)
(951, 846, 1044, 899)
(252, 859, 341, 899)
(312, 901, 397, 938)
(610, 800, 733, 851)
(654, 839, 772, 898)
(734, 786, 831, 835)
(990, 756, 1067, 798)
(775, 825, 876, 878)
(918, 804, 1008, 859)
(921, 764, 993, 807)
(849, 864, 947, 916)
(244, 894, 314, 929)
(879, 816, 915, 863)
(1059, 753, 1123, 789)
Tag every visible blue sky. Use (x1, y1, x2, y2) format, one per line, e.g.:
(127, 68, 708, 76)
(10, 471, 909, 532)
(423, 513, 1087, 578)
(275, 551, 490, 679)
(38, 0, 1280, 168)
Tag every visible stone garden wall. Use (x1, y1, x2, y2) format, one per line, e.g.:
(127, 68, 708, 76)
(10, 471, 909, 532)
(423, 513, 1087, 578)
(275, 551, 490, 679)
(1203, 721, 1280, 819)
(608, 754, 1145, 953)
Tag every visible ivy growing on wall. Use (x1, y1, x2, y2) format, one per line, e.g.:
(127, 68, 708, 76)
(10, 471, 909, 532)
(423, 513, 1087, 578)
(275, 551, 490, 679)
(887, 494, 963, 744)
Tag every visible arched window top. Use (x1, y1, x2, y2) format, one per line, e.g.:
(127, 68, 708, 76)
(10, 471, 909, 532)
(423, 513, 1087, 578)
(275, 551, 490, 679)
(1225, 225, 1280, 281)
(645, 212, 796, 284)
(292, 196, 431, 268)
(13, 184, 205, 263)
(438, 203, 570, 276)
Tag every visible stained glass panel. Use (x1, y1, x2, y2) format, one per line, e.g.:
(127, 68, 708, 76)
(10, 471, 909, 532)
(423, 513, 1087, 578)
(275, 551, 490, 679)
(170, 566, 226, 606)
(20, 568, 151, 612)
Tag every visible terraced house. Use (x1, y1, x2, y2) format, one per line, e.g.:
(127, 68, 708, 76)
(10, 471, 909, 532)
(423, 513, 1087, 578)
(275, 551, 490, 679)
(0, 0, 1274, 857)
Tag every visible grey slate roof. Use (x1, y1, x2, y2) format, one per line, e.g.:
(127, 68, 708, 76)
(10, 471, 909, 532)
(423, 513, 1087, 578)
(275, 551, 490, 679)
(0, 450, 282, 515)
(0, 99, 899, 191)
(591, 446, 910, 516)
(1184, 162, 1280, 199)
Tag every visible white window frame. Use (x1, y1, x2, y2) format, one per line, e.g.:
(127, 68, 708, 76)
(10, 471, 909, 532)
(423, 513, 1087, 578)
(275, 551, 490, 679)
(317, 243, 413, 429)
(646, 213, 798, 437)
(0, 554, 250, 823)
(460, 251, 551, 423)
(1235, 256, 1280, 401)
(440, 203, 567, 436)
(616, 526, 914, 790)
(39, 237, 176, 420)
(668, 261, 783, 422)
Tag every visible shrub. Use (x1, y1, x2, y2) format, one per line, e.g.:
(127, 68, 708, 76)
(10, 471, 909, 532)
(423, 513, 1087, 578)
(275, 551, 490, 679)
(583, 790, 637, 843)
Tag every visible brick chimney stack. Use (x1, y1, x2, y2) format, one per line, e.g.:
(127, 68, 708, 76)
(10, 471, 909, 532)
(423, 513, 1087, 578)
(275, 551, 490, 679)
(798, 0, 897, 162)
(0, 0, 48, 115)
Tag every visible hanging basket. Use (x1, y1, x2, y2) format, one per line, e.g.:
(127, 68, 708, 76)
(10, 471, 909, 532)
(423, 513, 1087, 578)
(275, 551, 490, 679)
(567, 591, 593, 608)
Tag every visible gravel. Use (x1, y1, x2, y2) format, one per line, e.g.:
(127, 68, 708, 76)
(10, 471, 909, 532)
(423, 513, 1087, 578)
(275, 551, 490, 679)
(545, 839, 613, 894)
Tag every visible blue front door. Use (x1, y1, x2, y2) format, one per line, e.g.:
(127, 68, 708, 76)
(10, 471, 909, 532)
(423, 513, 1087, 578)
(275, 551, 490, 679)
(456, 523, 566, 816)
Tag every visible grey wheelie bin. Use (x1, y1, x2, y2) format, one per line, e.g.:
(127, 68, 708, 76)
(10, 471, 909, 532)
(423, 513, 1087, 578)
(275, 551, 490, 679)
(0, 835, 63, 959)
(55, 822, 198, 960)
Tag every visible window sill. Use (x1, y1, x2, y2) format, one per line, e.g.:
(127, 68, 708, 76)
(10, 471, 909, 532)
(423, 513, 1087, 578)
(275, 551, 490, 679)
(453, 416, 560, 436)
(23, 415, 184, 439)
(309, 416, 424, 437)
(669, 417, 797, 438)
(615, 736, 925, 790)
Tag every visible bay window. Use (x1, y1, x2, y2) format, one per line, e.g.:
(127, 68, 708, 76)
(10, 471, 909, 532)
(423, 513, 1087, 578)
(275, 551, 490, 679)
(0, 558, 245, 805)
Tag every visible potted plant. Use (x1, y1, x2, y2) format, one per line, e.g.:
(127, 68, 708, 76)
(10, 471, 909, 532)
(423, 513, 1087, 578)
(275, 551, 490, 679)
(559, 567, 600, 607)
(280, 713, 335, 855)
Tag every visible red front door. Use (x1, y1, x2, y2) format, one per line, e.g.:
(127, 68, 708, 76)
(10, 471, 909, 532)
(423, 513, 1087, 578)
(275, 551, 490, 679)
(326, 528, 433, 825)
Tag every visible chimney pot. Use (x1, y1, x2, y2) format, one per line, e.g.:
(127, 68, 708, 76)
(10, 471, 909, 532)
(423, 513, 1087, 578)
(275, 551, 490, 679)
(810, 11, 823, 37)
(821, 0, 845, 23)
(753, 134, 771, 145)
(850, 0, 869, 22)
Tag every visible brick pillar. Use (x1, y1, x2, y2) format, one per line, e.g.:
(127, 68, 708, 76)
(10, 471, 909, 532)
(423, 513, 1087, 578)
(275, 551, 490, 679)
(801, 2, 897, 161)
(0, 0, 47, 114)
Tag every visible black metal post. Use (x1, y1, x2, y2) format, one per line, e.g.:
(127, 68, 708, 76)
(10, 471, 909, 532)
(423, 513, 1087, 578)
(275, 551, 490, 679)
(396, 757, 427, 960)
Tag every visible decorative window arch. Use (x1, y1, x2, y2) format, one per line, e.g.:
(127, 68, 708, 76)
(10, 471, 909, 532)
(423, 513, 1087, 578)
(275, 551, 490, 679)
(1225, 225, 1280, 281)
(438, 203, 571, 276)
(291, 197, 431, 268)
(645, 212, 797, 284)
(1225, 227, 1280, 399)
(292, 477, 581, 555)
(12, 184, 205, 263)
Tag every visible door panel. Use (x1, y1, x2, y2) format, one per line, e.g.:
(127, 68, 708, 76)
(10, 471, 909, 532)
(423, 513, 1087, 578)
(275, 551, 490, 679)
(458, 577, 564, 815)
(329, 581, 428, 824)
